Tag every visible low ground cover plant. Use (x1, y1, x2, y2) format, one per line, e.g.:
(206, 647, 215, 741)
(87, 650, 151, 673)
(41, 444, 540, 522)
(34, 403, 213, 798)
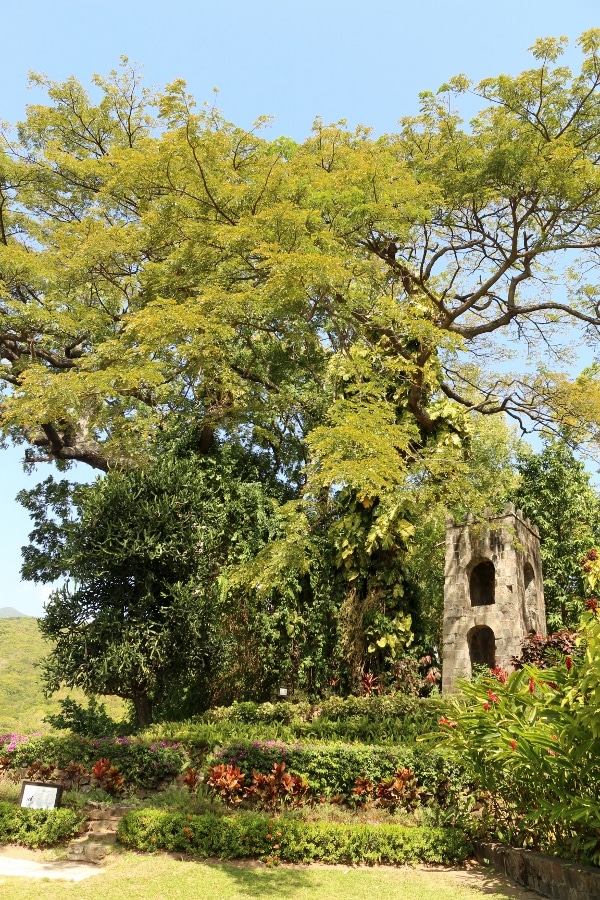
(117, 808, 470, 865)
(0, 800, 83, 847)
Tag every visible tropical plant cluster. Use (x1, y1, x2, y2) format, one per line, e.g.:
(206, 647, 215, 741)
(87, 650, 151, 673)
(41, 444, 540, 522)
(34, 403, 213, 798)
(434, 597, 600, 865)
(196, 760, 421, 813)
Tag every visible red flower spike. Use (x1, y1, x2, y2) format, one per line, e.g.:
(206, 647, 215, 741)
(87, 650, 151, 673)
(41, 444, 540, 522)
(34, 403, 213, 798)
(566, 656, 573, 671)
(492, 666, 507, 684)
(439, 717, 458, 728)
(487, 690, 499, 703)
(483, 701, 490, 712)
(510, 740, 516, 751)
(529, 677, 535, 694)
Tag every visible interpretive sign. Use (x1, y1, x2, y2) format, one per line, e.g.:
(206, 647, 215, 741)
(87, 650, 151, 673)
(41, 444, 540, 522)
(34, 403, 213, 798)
(19, 781, 63, 810)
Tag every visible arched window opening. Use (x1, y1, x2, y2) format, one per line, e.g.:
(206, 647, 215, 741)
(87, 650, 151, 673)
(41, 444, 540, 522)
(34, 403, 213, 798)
(468, 625, 496, 670)
(470, 560, 495, 606)
(524, 562, 535, 597)
(523, 561, 538, 631)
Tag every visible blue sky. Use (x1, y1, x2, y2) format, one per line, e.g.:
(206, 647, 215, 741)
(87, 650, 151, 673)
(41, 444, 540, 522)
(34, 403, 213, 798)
(1, 0, 598, 615)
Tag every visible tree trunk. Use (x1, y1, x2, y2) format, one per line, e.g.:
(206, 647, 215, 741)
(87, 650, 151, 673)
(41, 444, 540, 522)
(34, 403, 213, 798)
(132, 693, 153, 728)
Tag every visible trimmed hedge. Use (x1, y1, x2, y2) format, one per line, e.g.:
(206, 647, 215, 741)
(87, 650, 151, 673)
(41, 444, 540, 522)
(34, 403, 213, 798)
(118, 808, 471, 865)
(209, 740, 463, 803)
(0, 801, 83, 847)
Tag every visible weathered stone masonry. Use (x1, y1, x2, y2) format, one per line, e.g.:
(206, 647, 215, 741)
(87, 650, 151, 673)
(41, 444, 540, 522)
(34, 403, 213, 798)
(442, 503, 546, 693)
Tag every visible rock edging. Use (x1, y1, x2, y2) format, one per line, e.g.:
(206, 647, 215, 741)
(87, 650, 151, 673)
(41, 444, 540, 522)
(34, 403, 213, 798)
(474, 841, 600, 900)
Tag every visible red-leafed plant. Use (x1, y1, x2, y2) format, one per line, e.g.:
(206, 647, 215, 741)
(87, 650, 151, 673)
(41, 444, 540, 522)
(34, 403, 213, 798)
(352, 768, 421, 811)
(360, 672, 381, 696)
(245, 762, 311, 810)
(26, 760, 56, 781)
(511, 629, 580, 670)
(183, 767, 200, 793)
(375, 768, 421, 811)
(91, 757, 123, 794)
(206, 764, 246, 806)
(352, 776, 376, 804)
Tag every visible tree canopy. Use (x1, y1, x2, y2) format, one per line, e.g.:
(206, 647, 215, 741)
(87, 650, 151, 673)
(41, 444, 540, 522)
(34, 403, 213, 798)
(2, 31, 600, 496)
(514, 438, 600, 629)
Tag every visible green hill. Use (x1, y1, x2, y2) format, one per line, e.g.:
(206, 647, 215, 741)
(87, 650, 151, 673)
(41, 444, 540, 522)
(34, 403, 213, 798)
(0, 617, 127, 734)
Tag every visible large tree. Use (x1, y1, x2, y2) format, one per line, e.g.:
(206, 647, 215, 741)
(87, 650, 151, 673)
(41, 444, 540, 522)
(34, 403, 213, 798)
(7, 34, 600, 680)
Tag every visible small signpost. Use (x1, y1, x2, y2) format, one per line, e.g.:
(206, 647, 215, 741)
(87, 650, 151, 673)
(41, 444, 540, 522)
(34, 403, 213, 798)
(278, 685, 288, 698)
(19, 781, 63, 810)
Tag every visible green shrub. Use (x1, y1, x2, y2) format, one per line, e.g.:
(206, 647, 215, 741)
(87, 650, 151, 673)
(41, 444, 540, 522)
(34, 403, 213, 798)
(0, 801, 83, 847)
(118, 808, 471, 865)
(185, 695, 444, 744)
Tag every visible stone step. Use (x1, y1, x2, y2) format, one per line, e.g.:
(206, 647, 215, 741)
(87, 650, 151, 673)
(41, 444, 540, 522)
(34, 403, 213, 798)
(67, 841, 108, 863)
(86, 804, 135, 820)
(86, 819, 120, 834)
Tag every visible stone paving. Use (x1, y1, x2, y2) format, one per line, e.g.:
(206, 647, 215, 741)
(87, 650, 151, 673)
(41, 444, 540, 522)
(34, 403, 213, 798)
(0, 847, 101, 881)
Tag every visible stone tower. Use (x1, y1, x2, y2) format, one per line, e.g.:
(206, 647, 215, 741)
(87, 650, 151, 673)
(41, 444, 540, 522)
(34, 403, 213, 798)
(442, 503, 546, 693)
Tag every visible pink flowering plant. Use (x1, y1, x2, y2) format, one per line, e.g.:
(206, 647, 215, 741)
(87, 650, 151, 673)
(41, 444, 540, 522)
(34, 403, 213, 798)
(432, 591, 600, 865)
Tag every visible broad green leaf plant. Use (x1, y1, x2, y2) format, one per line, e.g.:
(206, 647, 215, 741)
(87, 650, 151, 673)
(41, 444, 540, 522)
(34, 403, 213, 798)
(434, 558, 600, 864)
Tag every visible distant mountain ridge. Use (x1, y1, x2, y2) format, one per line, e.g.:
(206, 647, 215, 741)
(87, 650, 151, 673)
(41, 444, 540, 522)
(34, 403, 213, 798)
(0, 607, 27, 618)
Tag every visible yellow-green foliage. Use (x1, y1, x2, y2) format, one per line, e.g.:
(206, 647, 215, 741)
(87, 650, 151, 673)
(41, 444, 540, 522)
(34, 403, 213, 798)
(0, 618, 126, 733)
(3, 34, 600, 480)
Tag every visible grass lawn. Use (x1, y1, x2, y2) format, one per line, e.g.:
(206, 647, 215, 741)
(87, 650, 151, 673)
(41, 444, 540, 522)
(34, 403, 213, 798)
(0, 851, 540, 899)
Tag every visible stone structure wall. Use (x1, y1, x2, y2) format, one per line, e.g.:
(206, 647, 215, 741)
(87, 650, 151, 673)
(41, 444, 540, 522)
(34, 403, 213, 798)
(442, 503, 546, 693)
(474, 842, 600, 900)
